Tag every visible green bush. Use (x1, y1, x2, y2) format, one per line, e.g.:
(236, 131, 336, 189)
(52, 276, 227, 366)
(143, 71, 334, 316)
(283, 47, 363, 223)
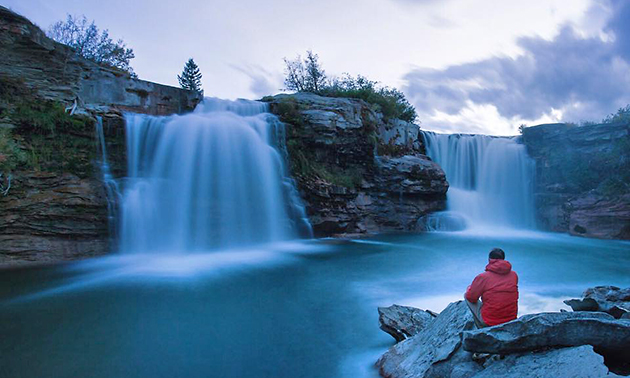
(319, 74, 417, 123)
(602, 105, 630, 124)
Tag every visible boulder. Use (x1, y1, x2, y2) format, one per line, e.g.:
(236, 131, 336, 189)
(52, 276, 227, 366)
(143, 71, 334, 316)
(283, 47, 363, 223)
(564, 286, 630, 319)
(378, 304, 436, 342)
(462, 312, 630, 360)
(471, 345, 613, 378)
(376, 301, 478, 378)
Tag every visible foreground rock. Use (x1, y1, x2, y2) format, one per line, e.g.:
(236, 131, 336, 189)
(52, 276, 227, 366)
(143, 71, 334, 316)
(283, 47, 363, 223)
(378, 304, 436, 342)
(564, 286, 630, 319)
(377, 299, 627, 377)
(473, 346, 613, 378)
(266, 93, 448, 237)
(462, 311, 630, 360)
(376, 301, 481, 378)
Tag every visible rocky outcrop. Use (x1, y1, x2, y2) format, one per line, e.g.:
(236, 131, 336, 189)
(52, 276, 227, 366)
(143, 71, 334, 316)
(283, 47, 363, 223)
(522, 122, 630, 239)
(462, 312, 630, 357)
(376, 300, 627, 377)
(564, 286, 630, 319)
(378, 304, 437, 342)
(376, 301, 480, 378)
(0, 7, 197, 265)
(266, 93, 448, 237)
(0, 6, 201, 116)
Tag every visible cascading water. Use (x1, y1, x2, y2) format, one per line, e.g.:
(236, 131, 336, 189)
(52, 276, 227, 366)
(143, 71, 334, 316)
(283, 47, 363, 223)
(421, 132, 536, 232)
(95, 116, 122, 240)
(119, 98, 312, 253)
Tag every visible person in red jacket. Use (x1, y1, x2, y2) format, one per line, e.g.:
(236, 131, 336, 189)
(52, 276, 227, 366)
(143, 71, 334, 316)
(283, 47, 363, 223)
(465, 248, 518, 328)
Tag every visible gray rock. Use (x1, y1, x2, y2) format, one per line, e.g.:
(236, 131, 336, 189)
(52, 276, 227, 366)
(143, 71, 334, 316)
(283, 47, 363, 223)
(0, 6, 200, 116)
(565, 286, 630, 319)
(462, 311, 630, 359)
(378, 155, 449, 196)
(472, 345, 612, 378)
(425, 345, 483, 378)
(522, 122, 630, 240)
(378, 304, 436, 342)
(376, 301, 475, 378)
(266, 93, 448, 238)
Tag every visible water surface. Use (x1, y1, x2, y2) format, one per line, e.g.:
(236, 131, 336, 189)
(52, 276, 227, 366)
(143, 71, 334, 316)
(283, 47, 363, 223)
(1, 232, 628, 378)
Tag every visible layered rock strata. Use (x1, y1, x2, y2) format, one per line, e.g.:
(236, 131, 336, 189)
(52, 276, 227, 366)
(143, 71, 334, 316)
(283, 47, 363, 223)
(266, 93, 448, 237)
(522, 122, 630, 239)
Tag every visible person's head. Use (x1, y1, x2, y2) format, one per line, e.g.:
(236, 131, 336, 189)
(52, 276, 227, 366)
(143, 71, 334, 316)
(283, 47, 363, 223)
(489, 248, 505, 260)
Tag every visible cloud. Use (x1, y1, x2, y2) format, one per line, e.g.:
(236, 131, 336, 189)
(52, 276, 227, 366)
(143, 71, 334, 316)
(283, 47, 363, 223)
(229, 64, 283, 98)
(404, 0, 630, 133)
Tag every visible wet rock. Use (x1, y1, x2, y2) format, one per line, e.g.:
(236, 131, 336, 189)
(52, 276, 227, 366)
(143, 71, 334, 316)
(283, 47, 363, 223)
(266, 93, 448, 237)
(377, 155, 449, 196)
(376, 301, 476, 378)
(378, 304, 436, 342)
(0, 172, 110, 265)
(472, 345, 613, 378)
(564, 286, 630, 319)
(462, 311, 630, 360)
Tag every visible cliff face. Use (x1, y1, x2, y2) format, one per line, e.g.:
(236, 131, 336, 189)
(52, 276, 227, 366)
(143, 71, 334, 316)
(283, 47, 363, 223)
(0, 6, 201, 116)
(266, 93, 448, 237)
(522, 122, 630, 240)
(0, 7, 198, 265)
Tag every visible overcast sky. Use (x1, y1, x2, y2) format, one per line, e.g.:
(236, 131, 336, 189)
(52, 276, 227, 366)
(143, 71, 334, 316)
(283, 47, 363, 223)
(6, 0, 630, 135)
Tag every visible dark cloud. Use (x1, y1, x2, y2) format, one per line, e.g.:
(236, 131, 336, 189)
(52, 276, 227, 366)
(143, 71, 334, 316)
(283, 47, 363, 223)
(404, 0, 630, 124)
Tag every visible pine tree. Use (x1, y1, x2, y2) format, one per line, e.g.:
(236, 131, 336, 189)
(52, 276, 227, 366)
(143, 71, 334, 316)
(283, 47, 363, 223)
(178, 58, 203, 93)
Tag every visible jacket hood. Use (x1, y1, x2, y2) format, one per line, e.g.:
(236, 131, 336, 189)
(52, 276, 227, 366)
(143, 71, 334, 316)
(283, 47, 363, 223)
(486, 259, 512, 275)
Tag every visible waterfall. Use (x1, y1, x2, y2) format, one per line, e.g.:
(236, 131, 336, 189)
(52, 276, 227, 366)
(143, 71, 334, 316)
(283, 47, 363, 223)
(95, 116, 122, 240)
(119, 98, 312, 254)
(421, 132, 535, 232)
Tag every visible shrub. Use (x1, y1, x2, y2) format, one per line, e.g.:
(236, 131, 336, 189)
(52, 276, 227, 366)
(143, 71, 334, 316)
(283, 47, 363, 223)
(603, 105, 630, 124)
(282, 52, 418, 123)
(320, 74, 417, 123)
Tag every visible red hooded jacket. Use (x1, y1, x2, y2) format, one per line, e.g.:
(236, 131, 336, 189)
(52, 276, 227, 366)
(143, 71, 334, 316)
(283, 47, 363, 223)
(465, 259, 518, 326)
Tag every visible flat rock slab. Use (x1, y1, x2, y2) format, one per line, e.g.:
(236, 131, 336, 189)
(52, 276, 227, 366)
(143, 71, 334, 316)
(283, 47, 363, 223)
(376, 300, 476, 378)
(462, 311, 630, 358)
(378, 304, 436, 342)
(472, 345, 613, 378)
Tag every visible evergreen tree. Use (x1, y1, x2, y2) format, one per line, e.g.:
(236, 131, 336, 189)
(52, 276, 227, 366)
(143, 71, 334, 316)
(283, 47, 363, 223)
(178, 58, 203, 93)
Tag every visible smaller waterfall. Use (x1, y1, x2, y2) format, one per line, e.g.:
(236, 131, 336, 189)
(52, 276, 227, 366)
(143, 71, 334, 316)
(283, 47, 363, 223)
(95, 117, 122, 239)
(421, 132, 536, 232)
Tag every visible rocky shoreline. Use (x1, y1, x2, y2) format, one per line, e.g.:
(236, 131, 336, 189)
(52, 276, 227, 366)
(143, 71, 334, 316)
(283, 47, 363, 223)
(376, 286, 630, 377)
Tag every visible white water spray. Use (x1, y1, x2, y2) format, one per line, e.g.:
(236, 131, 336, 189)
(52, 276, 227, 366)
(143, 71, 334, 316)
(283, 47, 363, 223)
(119, 99, 312, 253)
(421, 132, 536, 232)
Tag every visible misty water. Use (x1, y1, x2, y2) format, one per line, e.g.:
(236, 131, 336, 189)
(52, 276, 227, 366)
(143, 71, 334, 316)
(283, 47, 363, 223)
(1, 101, 629, 378)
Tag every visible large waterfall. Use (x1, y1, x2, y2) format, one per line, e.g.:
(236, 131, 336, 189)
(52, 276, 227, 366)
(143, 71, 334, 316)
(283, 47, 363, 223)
(118, 99, 311, 253)
(421, 132, 536, 232)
